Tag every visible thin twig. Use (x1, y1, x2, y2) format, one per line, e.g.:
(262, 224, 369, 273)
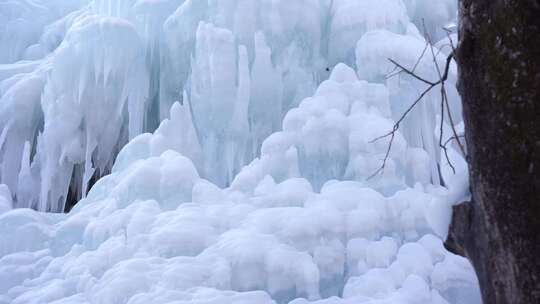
(370, 83, 437, 144)
(368, 131, 396, 180)
(445, 29, 457, 56)
(412, 42, 429, 73)
(369, 21, 466, 179)
(443, 135, 466, 149)
(385, 64, 402, 79)
(427, 29, 457, 174)
(439, 80, 456, 174)
(386, 41, 429, 80)
(388, 58, 436, 85)
(443, 89, 467, 157)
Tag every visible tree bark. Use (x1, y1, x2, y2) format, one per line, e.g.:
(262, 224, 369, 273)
(446, 1, 540, 303)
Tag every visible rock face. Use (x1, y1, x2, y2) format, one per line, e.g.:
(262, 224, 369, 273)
(447, 1, 540, 303)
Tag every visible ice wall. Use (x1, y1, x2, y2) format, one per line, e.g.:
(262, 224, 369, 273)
(1, 0, 461, 212)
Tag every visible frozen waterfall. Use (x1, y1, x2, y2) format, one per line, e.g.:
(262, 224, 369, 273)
(0, 1, 479, 304)
(0, 0, 461, 212)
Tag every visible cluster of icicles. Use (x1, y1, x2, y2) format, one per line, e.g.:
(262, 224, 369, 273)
(0, 0, 459, 213)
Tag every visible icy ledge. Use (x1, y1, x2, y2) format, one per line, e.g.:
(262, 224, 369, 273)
(0, 65, 478, 304)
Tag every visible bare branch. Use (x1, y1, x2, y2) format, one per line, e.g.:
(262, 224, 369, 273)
(369, 21, 466, 180)
(444, 135, 466, 149)
(370, 83, 436, 144)
(388, 58, 437, 85)
(445, 29, 458, 56)
(427, 28, 458, 174)
(439, 80, 456, 174)
(385, 64, 401, 79)
(412, 41, 430, 73)
(368, 131, 396, 180)
(443, 92, 467, 157)
(439, 28, 467, 158)
(386, 40, 429, 81)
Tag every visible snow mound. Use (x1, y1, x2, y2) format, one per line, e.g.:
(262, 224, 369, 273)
(1, 59, 478, 303)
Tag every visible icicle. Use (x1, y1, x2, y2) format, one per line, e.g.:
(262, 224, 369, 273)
(0, 119, 13, 153)
(230, 45, 251, 173)
(249, 32, 283, 157)
(81, 132, 96, 199)
(16, 141, 37, 209)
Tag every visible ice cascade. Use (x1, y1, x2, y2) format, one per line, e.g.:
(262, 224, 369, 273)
(1, 0, 460, 211)
(0, 1, 478, 304)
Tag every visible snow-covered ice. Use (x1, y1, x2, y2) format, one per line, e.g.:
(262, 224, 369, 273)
(0, 0, 479, 303)
(0, 144, 479, 303)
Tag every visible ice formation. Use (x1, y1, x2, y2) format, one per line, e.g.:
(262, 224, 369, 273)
(0, 185, 12, 215)
(0, 0, 478, 303)
(1, 0, 462, 212)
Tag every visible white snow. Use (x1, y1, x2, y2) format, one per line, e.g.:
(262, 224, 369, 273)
(0, 1, 479, 304)
(0, 143, 479, 303)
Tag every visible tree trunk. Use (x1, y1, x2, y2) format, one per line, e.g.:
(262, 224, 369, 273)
(445, 1, 540, 303)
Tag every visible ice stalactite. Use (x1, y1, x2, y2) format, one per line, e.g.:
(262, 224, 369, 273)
(249, 33, 284, 158)
(132, 0, 188, 129)
(0, 184, 13, 215)
(161, 0, 207, 115)
(190, 22, 240, 187)
(0, 72, 45, 208)
(33, 16, 148, 212)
